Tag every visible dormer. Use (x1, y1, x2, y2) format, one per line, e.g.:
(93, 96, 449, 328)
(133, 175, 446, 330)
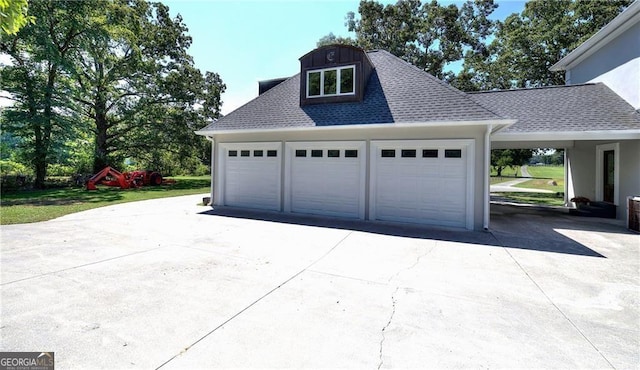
(299, 45, 374, 106)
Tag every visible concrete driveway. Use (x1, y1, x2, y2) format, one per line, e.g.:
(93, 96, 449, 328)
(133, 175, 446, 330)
(1, 194, 638, 369)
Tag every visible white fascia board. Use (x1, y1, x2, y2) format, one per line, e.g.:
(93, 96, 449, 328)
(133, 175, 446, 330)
(194, 119, 514, 136)
(492, 129, 640, 141)
(550, 1, 640, 71)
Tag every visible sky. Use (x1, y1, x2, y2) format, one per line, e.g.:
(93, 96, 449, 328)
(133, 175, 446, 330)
(162, 0, 527, 115)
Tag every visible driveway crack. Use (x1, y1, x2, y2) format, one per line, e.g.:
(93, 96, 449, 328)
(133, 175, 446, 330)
(378, 286, 400, 370)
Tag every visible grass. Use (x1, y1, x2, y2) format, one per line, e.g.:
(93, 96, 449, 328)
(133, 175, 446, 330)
(0, 176, 210, 225)
(491, 165, 565, 206)
(492, 192, 566, 206)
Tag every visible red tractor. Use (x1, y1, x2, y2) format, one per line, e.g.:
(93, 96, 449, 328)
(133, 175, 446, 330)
(86, 166, 166, 190)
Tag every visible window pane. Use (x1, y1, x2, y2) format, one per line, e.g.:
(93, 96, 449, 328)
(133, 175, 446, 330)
(324, 69, 337, 95)
(254, 150, 263, 157)
(328, 150, 340, 158)
(445, 149, 462, 158)
(401, 149, 416, 158)
(228, 150, 237, 157)
(311, 149, 323, 157)
(345, 150, 358, 158)
(340, 67, 354, 94)
(381, 149, 395, 158)
(241, 150, 250, 157)
(423, 149, 438, 158)
(308, 72, 321, 96)
(267, 150, 277, 157)
(295, 149, 307, 157)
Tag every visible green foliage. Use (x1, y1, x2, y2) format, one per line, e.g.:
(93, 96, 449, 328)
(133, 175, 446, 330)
(0, 159, 31, 176)
(329, 0, 496, 78)
(460, 0, 631, 89)
(0, 0, 34, 35)
(0, 0, 225, 184)
(491, 149, 532, 177)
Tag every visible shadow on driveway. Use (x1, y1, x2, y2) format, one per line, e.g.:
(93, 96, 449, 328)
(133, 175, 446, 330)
(199, 204, 634, 258)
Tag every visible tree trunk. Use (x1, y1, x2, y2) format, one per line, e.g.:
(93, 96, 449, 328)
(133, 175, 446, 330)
(93, 89, 110, 173)
(33, 64, 56, 188)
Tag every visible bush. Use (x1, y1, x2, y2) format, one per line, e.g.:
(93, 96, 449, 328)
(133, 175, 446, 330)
(0, 160, 31, 177)
(48, 163, 75, 176)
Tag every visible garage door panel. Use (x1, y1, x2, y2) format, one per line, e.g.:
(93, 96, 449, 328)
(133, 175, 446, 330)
(221, 143, 281, 211)
(286, 143, 365, 219)
(372, 140, 473, 229)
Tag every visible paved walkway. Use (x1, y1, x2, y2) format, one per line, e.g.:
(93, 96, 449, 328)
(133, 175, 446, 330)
(1, 195, 638, 368)
(491, 165, 555, 193)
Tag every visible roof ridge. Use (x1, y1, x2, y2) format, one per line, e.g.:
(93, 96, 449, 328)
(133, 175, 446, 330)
(372, 49, 505, 119)
(469, 83, 601, 94)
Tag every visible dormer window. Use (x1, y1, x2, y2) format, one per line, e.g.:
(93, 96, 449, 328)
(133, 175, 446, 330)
(299, 45, 373, 106)
(307, 66, 355, 98)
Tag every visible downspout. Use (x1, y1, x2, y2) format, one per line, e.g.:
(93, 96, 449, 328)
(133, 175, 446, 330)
(483, 124, 493, 231)
(206, 136, 215, 206)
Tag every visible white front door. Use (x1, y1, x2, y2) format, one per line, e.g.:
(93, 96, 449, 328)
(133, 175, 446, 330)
(285, 141, 366, 219)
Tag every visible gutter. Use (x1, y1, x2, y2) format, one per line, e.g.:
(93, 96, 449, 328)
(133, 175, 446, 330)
(205, 136, 215, 206)
(484, 124, 492, 231)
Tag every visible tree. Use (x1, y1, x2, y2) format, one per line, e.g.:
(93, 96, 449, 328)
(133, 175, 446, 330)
(68, 0, 225, 172)
(461, 0, 631, 90)
(0, 0, 34, 35)
(491, 149, 533, 177)
(1, 1, 94, 187)
(316, 32, 357, 48)
(334, 0, 497, 79)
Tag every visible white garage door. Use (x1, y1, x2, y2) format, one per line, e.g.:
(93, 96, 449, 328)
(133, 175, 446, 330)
(371, 140, 474, 229)
(219, 142, 281, 211)
(285, 141, 366, 219)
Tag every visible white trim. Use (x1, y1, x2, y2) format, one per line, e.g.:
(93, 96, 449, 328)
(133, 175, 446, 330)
(306, 65, 356, 98)
(550, 1, 640, 71)
(196, 119, 513, 136)
(217, 142, 283, 210)
(284, 140, 367, 219)
(369, 139, 475, 230)
(492, 130, 640, 141)
(595, 142, 620, 205)
(484, 125, 492, 230)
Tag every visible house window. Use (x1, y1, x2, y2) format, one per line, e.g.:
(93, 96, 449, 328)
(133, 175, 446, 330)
(306, 66, 356, 98)
(267, 150, 277, 157)
(445, 149, 462, 158)
(228, 150, 237, 157)
(401, 149, 416, 158)
(328, 150, 340, 158)
(345, 149, 358, 158)
(241, 150, 250, 157)
(254, 150, 263, 157)
(311, 149, 323, 158)
(295, 150, 307, 157)
(422, 149, 438, 158)
(381, 149, 395, 158)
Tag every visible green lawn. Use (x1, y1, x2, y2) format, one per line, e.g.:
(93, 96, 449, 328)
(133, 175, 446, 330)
(0, 176, 210, 225)
(525, 165, 564, 179)
(492, 192, 566, 206)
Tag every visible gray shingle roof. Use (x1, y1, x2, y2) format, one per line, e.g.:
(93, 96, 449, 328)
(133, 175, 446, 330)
(470, 83, 640, 133)
(199, 50, 501, 132)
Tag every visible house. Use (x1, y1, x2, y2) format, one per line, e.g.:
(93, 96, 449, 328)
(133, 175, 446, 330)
(197, 46, 512, 231)
(197, 4, 640, 229)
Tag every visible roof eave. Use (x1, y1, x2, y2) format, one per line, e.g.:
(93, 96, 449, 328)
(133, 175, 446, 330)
(195, 119, 515, 137)
(550, 1, 640, 71)
(492, 129, 640, 141)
